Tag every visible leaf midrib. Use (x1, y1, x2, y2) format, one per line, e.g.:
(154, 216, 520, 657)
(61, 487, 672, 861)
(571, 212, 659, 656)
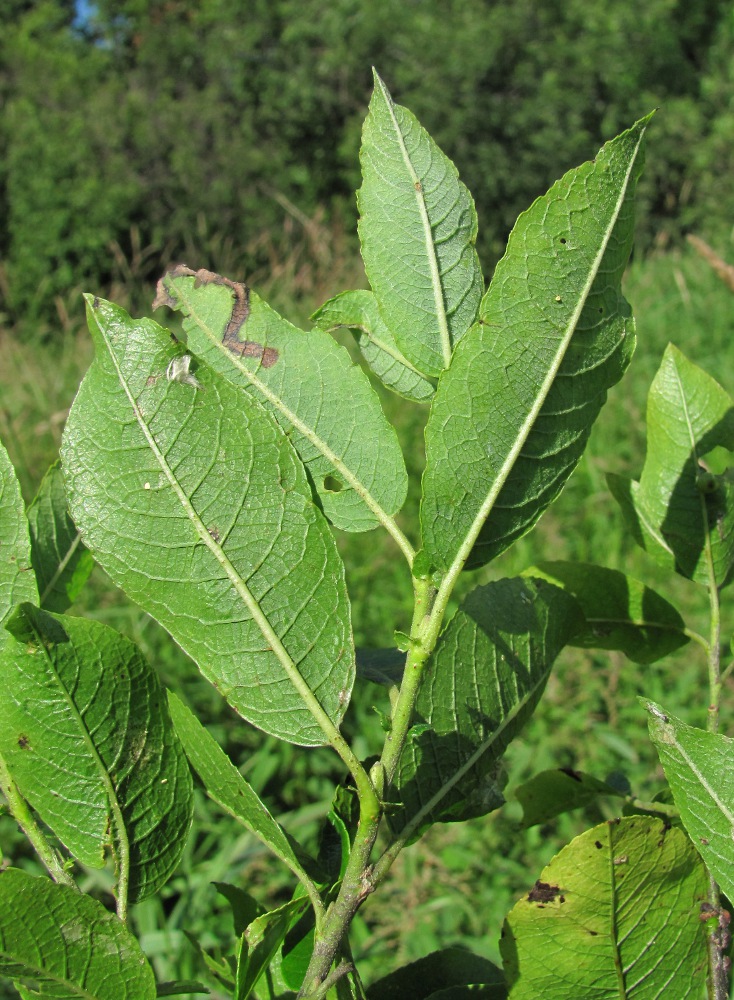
(434, 124, 648, 609)
(92, 313, 336, 747)
(375, 73, 452, 370)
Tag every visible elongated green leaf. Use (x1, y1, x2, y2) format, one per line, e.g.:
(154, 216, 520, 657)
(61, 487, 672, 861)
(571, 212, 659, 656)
(501, 817, 708, 998)
(61, 296, 354, 746)
(0, 868, 156, 999)
(527, 561, 689, 664)
(516, 769, 624, 828)
(421, 116, 651, 576)
(0, 439, 38, 625)
(237, 899, 307, 1000)
(311, 290, 435, 403)
(645, 701, 734, 902)
(391, 578, 583, 838)
(27, 461, 94, 613)
(0, 604, 193, 903)
(357, 72, 483, 377)
(367, 949, 506, 1000)
(154, 269, 408, 534)
(167, 691, 321, 892)
(608, 344, 734, 589)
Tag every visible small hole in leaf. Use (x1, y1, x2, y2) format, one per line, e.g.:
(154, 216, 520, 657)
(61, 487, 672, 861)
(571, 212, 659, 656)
(323, 475, 343, 493)
(560, 238, 567, 244)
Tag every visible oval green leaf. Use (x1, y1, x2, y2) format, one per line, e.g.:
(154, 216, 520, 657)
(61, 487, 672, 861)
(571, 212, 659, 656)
(527, 561, 689, 664)
(391, 578, 583, 839)
(358, 72, 483, 377)
(501, 817, 708, 998)
(61, 296, 354, 746)
(154, 269, 408, 534)
(0, 868, 156, 999)
(0, 604, 193, 903)
(609, 344, 734, 589)
(421, 115, 651, 577)
(312, 290, 435, 403)
(645, 700, 734, 903)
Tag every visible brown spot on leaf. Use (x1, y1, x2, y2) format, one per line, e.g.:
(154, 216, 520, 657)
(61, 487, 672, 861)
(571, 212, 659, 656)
(594, 841, 603, 849)
(153, 264, 279, 367)
(208, 526, 220, 543)
(17, 734, 30, 750)
(527, 881, 562, 903)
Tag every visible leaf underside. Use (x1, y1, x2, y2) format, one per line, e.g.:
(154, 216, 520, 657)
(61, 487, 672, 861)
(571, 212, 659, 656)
(358, 71, 483, 378)
(156, 268, 408, 533)
(645, 701, 734, 903)
(421, 114, 651, 576)
(501, 817, 708, 998)
(61, 296, 354, 746)
(609, 344, 734, 588)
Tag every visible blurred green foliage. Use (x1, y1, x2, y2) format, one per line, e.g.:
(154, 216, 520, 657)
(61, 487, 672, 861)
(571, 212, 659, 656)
(1, 0, 733, 324)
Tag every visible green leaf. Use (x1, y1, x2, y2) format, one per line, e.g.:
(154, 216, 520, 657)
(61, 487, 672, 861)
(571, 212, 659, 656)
(644, 701, 734, 902)
(0, 868, 157, 999)
(311, 290, 435, 403)
(0, 604, 193, 904)
(391, 578, 583, 837)
(357, 72, 483, 377)
(156, 982, 209, 997)
(367, 948, 506, 1000)
(168, 691, 322, 892)
(154, 269, 408, 534)
(608, 344, 734, 588)
(61, 296, 354, 746)
(237, 898, 307, 1000)
(26, 461, 94, 613)
(501, 817, 708, 998)
(527, 561, 689, 664)
(355, 647, 405, 687)
(0, 439, 38, 626)
(515, 769, 624, 828)
(421, 116, 651, 577)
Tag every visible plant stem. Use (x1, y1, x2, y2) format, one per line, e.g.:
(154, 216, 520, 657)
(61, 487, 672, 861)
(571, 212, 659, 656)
(0, 752, 77, 889)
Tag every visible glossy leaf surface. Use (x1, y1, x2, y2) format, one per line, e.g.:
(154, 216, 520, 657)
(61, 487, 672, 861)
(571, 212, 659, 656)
(0, 604, 193, 902)
(155, 269, 408, 533)
(392, 578, 583, 837)
(61, 297, 354, 745)
(0, 868, 156, 999)
(421, 116, 650, 576)
(358, 72, 483, 377)
(528, 561, 689, 663)
(608, 344, 734, 588)
(501, 817, 708, 998)
(312, 289, 435, 403)
(645, 701, 734, 902)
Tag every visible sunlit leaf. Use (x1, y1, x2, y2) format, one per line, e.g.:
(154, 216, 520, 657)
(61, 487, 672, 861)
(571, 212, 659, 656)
(62, 297, 354, 746)
(421, 116, 651, 576)
(358, 71, 483, 377)
(645, 700, 734, 902)
(0, 439, 37, 626)
(501, 817, 708, 998)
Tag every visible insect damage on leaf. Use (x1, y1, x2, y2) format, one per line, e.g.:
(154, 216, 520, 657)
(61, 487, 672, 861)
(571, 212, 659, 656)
(152, 264, 279, 367)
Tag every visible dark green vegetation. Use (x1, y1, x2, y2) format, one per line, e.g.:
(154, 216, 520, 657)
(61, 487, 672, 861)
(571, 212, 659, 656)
(1, 0, 733, 325)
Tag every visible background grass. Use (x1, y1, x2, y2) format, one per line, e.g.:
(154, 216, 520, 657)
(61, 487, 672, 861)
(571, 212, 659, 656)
(1, 234, 733, 997)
